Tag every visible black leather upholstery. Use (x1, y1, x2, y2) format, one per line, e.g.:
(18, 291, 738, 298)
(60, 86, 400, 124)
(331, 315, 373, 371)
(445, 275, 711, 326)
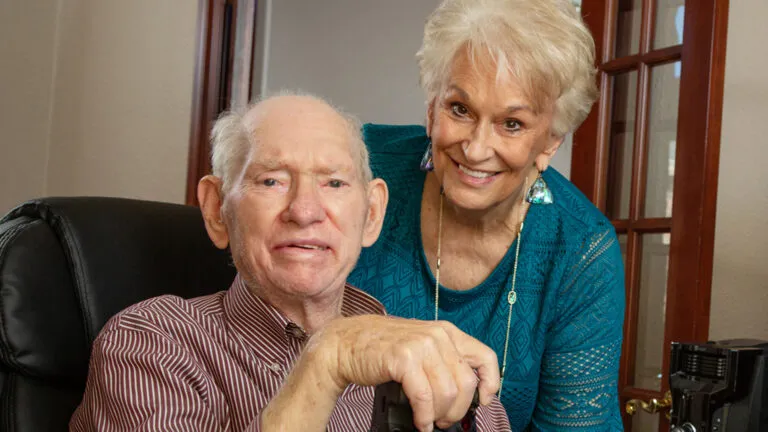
(0, 197, 236, 431)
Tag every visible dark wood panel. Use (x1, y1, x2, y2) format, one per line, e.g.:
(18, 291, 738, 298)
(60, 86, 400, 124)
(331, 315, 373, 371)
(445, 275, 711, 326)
(572, 0, 610, 206)
(621, 386, 664, 401)
(186, 0, 224, 206)
(612, 218, 672, 233)
(601, 45, 683, 73)
(661, 0, 729, 368)
(186, 0, 256, 206)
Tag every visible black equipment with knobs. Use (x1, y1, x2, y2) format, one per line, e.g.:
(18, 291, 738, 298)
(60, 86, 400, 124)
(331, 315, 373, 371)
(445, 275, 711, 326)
(668, 339, 768, 432)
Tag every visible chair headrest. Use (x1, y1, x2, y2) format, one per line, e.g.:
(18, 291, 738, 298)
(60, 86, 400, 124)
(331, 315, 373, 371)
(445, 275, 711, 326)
(0, 197, 236, 382)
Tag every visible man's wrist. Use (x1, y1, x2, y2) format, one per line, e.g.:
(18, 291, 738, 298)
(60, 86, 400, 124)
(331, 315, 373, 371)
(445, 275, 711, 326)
(260, 327, 347, 431)
(303, 323, 348, 394)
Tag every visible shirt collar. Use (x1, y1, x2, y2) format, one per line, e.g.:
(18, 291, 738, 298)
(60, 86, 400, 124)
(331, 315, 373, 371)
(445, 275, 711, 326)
(223, 274, 385, 364)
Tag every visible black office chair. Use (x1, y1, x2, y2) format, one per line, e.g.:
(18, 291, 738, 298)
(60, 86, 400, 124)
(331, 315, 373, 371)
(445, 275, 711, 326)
(0, 197, 236, 431)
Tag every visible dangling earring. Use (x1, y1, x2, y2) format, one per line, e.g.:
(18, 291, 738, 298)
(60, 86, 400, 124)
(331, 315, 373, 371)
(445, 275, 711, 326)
(419, 138, 434, 172)
(526, 172, 553, 204)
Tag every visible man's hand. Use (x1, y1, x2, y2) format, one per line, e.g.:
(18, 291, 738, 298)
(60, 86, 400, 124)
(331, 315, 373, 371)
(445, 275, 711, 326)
(313, 315, 500, 431)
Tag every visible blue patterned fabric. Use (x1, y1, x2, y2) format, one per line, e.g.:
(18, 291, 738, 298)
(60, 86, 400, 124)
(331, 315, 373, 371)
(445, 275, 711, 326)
(348, 124, 626, 431)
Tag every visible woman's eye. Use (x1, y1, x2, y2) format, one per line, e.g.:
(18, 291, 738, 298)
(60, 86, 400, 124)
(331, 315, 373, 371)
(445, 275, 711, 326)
(328, 179, 345, 188)
(504, 119, 522, 131)
(262, 178, 277, 187)
(450, 103, 469, 117)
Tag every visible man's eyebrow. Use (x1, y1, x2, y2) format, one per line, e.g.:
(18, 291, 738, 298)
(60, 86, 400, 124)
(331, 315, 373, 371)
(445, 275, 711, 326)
(245, 161, 354, 176)
(315, 164, 355, 176)
(245, 160, 282, 174)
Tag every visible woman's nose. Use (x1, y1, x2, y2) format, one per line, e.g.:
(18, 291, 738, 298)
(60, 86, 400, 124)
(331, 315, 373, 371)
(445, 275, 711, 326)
(462, 123, 495, 163)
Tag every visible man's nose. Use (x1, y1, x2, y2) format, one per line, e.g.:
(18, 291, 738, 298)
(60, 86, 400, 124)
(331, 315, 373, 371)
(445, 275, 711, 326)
(463, 122, 496, 163)
(281, 178, 326, 226)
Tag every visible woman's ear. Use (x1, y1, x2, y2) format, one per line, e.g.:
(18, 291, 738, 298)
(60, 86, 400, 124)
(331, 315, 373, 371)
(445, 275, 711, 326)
(534, 134, 565, 172)
(361, 178, 389, 247)
(197, 175, 230, 249)
(426, 98, 436, 137)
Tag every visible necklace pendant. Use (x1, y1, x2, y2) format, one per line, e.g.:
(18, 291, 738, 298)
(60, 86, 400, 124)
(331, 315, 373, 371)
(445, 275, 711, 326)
(507, 290, 517, 305)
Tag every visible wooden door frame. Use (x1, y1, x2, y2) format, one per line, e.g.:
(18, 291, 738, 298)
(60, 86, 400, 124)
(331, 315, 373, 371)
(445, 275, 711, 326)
(573, 0, 729, 427)
(186, 0, 258, 206)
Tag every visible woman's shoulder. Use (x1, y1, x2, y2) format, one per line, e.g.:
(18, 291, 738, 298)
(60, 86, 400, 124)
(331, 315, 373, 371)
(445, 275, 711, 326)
(543, 168, 613, 236)
(362, 123, 428, 194)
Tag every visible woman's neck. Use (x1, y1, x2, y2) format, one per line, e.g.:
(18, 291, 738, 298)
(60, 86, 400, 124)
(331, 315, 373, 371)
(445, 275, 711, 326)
(423, 171, 533, 236)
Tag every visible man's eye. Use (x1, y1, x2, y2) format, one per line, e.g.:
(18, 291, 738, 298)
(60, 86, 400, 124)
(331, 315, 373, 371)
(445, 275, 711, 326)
(262, 178, 277, 187)
(328, 179, 345, 188)
(504, 119, 522, 131)
(450, 103, 469, 117)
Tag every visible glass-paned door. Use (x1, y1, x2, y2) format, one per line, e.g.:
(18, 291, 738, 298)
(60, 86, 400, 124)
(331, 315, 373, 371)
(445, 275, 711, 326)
(573, 0, 728, 430)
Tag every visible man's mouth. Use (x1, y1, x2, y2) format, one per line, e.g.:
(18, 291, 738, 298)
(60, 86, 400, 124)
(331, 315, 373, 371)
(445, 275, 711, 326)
(292, 244, 328, 251)
(458, 164, 499, 179)
(275, 239, 332, 253)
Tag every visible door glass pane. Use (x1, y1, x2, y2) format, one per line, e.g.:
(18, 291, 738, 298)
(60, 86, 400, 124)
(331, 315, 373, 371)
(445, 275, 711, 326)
(645, 62, 680, 218)
(606, 71, 638, 220)
(654, 1, 685, 49)
(618, 233, 628, 267)
(230, 1, 258, 108)
(634, 234, 670, 390)
(616, 0, 642, 57)
(632, 409, 660, 432)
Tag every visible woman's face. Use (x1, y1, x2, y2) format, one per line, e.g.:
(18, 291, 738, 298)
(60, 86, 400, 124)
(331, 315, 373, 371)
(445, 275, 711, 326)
(427, 49, 563, 211)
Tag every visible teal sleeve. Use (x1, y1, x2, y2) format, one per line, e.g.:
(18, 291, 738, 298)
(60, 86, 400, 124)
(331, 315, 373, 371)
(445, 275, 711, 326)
(531, 228, 626, 431)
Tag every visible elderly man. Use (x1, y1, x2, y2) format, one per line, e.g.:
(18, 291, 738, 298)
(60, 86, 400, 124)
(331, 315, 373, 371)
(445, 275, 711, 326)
(70, 94, 510, 431)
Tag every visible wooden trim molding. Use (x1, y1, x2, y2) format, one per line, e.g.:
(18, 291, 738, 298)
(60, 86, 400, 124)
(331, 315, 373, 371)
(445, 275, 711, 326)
(186, 0, 258, 206)
(661, 0, 729, 355)
(187, 0, 239, 206)
(187, 0, 221, 205)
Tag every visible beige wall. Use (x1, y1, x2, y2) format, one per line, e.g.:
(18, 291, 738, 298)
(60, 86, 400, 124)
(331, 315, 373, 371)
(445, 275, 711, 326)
(709, 0, 768, 341)
(261, 0, 574, 177)
(0, 1, 198, 214)
(0, 2, 60, 213)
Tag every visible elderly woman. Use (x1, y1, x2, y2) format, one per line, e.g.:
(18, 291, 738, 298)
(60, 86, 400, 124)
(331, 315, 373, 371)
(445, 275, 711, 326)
(348, 0, 625, 430)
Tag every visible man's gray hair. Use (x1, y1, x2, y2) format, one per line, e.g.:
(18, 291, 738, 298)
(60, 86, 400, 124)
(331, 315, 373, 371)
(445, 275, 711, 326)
(209, 90, 373, 195)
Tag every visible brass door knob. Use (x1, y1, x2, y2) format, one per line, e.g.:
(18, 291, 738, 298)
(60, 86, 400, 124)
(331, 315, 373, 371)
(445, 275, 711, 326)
(625, 391, 672, 419)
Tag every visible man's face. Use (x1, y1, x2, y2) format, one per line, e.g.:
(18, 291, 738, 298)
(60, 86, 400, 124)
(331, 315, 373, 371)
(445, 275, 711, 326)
(222, 99, 375, 302)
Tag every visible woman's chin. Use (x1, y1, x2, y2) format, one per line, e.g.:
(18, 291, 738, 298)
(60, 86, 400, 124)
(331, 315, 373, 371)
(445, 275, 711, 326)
(443, 188, 501, 212)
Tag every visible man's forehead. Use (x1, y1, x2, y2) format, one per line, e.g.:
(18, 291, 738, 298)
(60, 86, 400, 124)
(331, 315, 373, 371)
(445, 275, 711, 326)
(241, 95, 360, 173)
(246, 135, 357, 173)
(246, 154, 355, 173)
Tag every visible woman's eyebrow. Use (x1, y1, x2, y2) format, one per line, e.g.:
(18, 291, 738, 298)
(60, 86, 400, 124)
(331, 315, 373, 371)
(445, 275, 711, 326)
(447, 84, 471, 100)
(505, 104, 533, 114)
(447, 84, 533, 113)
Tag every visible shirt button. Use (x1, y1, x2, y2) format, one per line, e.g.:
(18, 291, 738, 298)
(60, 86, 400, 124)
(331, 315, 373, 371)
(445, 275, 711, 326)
(269, 363, 282, 373)
(287, 324, 306, 339)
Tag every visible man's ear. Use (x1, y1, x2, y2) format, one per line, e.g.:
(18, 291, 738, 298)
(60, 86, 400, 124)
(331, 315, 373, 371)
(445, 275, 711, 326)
(534, 134, 565, 172)
(425, 98, 436, 137)
(197, 175, 230, 249)
(361, 178, 389, 247)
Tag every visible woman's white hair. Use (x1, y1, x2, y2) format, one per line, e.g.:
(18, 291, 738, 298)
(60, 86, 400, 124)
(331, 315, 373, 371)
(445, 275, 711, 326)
(417, 0, 598, 136)
(209, 90, 372, 195)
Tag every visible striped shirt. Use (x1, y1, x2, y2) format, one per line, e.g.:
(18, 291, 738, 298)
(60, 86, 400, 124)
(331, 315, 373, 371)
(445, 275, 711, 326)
(70, 275, 511, 431)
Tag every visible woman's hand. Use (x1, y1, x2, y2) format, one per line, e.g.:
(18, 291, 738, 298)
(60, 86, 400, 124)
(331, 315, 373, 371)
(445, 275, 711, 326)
(315, 315, 500, 431)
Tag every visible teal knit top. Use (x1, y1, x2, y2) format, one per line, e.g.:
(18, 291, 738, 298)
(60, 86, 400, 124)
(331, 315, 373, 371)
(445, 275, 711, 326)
(348, 124, 626, 431)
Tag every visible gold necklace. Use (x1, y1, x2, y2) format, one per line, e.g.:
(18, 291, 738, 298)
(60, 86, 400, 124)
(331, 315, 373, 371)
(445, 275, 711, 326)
(433, 185, 527, 398)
